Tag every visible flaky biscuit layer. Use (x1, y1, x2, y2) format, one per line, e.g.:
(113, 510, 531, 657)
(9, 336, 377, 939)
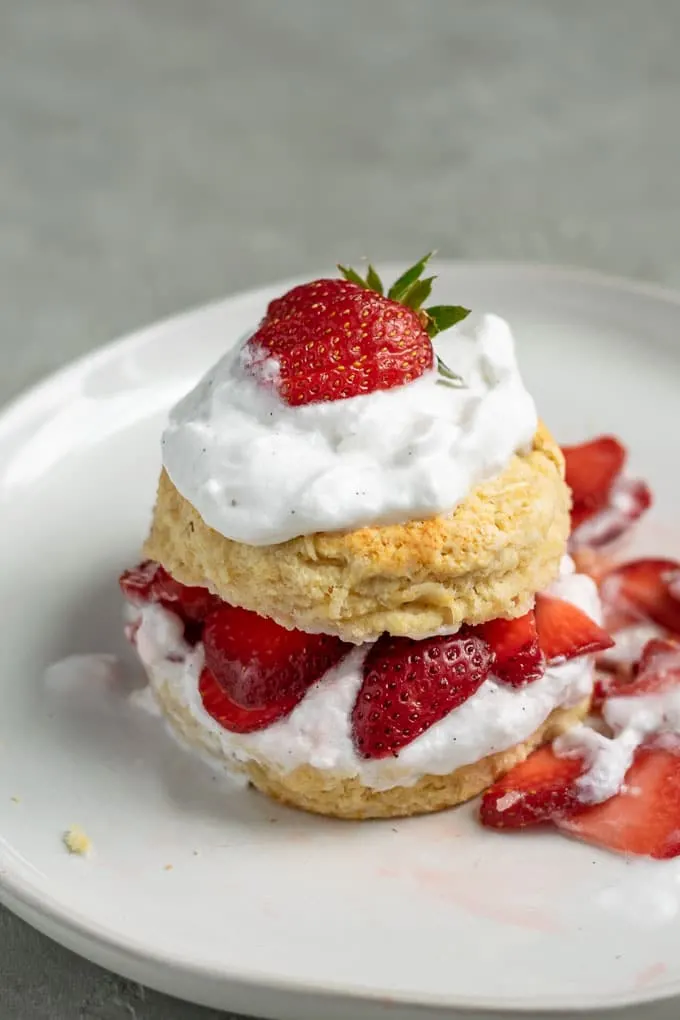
(149, 662, 588, 819)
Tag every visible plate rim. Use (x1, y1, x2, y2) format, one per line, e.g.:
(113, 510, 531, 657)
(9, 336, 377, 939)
(4, 258, 680, 437)
(2, 260, 680, 1016)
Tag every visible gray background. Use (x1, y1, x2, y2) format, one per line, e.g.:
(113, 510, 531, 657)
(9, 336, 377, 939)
(2, 1, 680, 1017)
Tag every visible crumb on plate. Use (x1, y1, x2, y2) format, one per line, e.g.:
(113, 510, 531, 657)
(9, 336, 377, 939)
(63, 826, 92, 856)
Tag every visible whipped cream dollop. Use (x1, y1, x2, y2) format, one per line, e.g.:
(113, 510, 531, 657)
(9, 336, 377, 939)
(161, 312, 537, 545)
(131, 567, 599, 792)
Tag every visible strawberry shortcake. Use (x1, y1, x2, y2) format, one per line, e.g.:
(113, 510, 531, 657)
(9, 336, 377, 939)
(121, 256, 613, 819)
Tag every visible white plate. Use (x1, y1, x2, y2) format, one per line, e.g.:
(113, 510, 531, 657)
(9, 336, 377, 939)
(2, 263, 680, 1020)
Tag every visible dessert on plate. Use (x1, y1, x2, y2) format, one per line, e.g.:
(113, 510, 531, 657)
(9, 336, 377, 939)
(121, 255, 614, 820)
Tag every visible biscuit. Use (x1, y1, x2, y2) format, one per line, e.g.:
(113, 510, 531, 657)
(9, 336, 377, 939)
(145, 423, 570, 643)
(149, 663, 588, 819)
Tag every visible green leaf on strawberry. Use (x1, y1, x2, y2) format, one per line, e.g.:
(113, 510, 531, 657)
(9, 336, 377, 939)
(400, 276, 435, 310)
(337, 264, 370, 289)
(425, 304, 471, 338)
(387, 252, 434, 302)
(365, 263, 384, 295)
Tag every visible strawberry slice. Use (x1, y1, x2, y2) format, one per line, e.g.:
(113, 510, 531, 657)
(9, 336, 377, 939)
(570, 478, 652, 550)
(600, 559, 680, 635)
(475, 612, 544, 687)
(534, 594, 614, 663)
(605, 638, 680, 699)
(202, 604, 350, 711)
(199, 667, 298, 734)
(352, 632, 492, 759)
(591, 670, 622, 713)
(562, 436, 626, 529)
(119, 560, 221, 623)
(480, 746, 587, 829)
(557, 746, 680, 859)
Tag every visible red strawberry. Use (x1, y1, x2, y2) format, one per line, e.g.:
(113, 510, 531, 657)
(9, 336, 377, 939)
(480, 746, 587, 829)
(199, 667, 298, 734)
(534, 594, 614, 663)
(352, 632, 492, 759)
(600, 559, 680, 635)
(202, 604, 350, 712)
(591, 670, 618, 713)
(120, 560, 166, 603)
(245, 256, 470, 407)
(119, 561, 221, 623)
(248, 280, 432, 406)
(557, 747, 680, 859)
(570, 479, 652, 549)
(475, 612, 544, 687)
(562, 436, 626, 530)
(605, 638, 680, 699)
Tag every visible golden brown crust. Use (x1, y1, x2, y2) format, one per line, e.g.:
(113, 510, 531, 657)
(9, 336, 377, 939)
(144, 423, 570, 643)
(148, 660, 588, 819)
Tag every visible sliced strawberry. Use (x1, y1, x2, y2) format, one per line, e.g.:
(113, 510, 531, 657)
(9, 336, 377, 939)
(570, 478, 652, 550)
(475, 612, 544, 687)
(352, 632, 492, 759)
(199, 667, 298, 734)
(202, 604, 350, 711)
(591, 670, 621, 712)
(119, 560, 163, 603)
(557, 746, 680, 859)
(562, 436, 626, 529)
(119, 560, 221, 623)
(480, 746, 587, 828)
(600, 559, 680, 636)
(534, 594, 614, 663)
(605, 638, 680, 699)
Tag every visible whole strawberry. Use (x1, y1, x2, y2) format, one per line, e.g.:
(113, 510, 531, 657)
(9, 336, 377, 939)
(245, 254, 470, 406)
(352, 631, 492, 759)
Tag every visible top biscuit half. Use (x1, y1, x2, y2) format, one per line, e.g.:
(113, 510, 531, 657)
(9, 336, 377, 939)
(145, 422, 570, 644)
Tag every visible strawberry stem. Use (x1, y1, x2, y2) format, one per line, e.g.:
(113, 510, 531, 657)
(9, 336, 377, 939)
(337, 257, 473, 388)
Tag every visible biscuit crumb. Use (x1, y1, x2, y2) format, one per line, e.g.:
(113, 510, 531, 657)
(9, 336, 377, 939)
(63, 826, 92, 856)
(164, 864, 174, 871)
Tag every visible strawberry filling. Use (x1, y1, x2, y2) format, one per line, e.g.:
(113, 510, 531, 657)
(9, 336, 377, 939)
(121, 562, 608, 756)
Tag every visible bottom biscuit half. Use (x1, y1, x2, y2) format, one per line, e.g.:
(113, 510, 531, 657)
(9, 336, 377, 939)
(150, 667, 589, 821)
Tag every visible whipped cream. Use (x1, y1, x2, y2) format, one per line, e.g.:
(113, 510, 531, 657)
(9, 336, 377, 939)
(131, 569, 599, 792)
(161, 312, 537, 545)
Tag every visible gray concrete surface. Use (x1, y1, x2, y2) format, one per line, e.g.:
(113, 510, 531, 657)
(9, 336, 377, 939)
(2, 1, 680, 1017)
